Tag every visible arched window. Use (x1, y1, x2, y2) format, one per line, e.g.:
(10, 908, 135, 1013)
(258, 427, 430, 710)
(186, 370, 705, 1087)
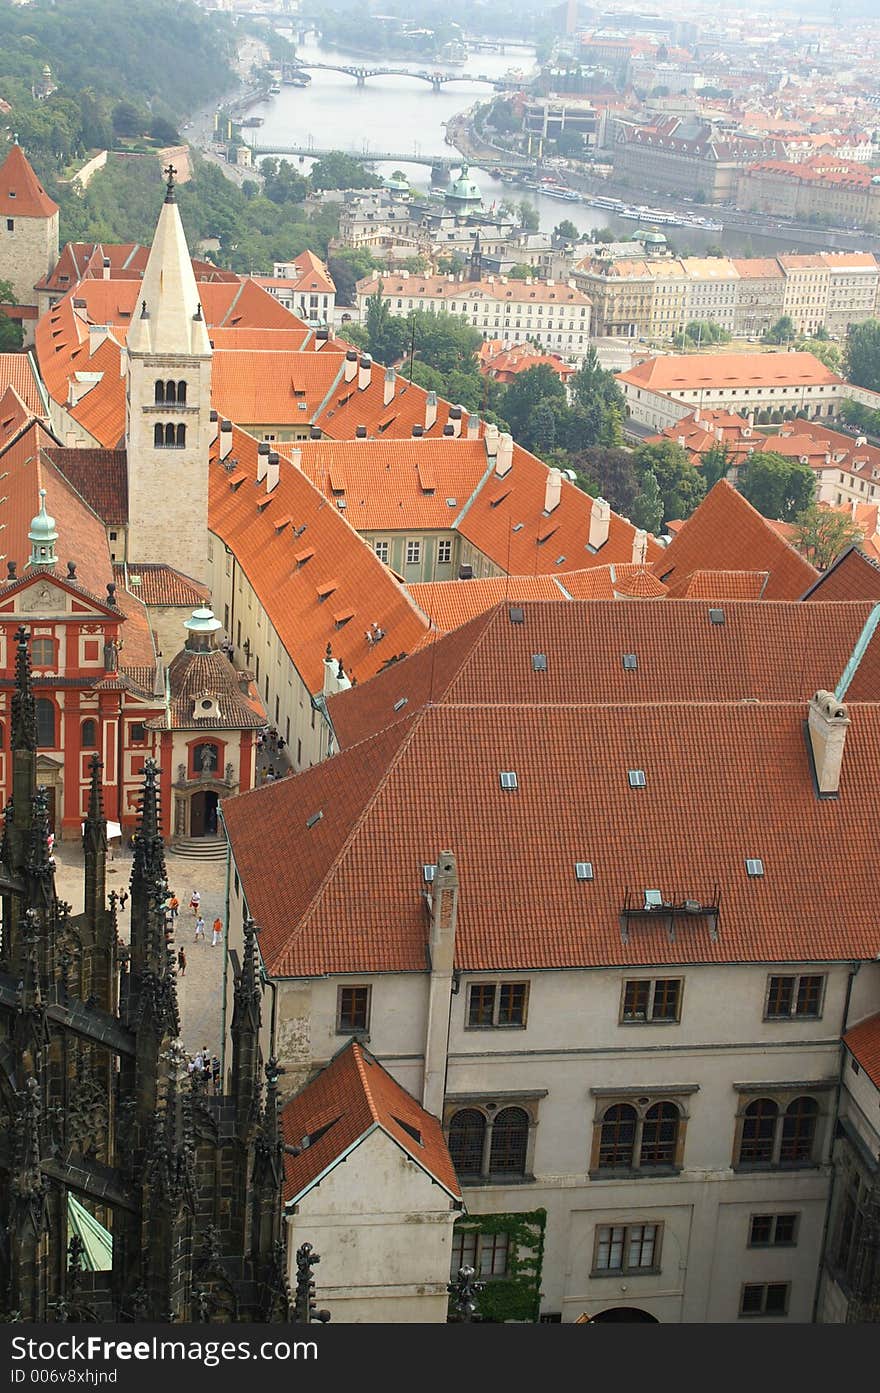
(36, 698, 55, 748)
(176, 380, 187, 404)
(599, 1103, 637, 1169)
(448, 1109, 485, 1175)
(154, 381, 165, 405)
(81, 718, 97, 749)
(165, 379, 177, 404)
(640, 1102, 679, 1167)
(164, 423, 176, 447)
(489, 1107, 529, 1175)
(31, 638, 54, 667)
(154, 423, 164, 448)
(739, 1099, 778, 1165)
(176, 423, 186, 448)
(780, 1096, 818, 1163)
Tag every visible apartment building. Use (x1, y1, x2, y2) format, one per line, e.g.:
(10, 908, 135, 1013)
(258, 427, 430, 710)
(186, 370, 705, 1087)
(731, 259, 786, 338)
(736, 157, 880, 231)
(683, 256, 740, 335)
(222, 599, 880, 1323)
(355, 271, 593, 359)
(617, 352, 845, 430)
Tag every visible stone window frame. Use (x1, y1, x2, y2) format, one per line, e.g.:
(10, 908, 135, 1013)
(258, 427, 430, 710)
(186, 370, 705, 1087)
(464, 979, 530, 1030)
(763, 972, 827, 1021)
(738, 1281, 790, 1318)
(335, 983, 371, 1035)
(450, 1225, 512, 1279)
(588, 1085, 697, 1179)
(619, 976, 683, 1025)
(747, 1212, 799, 1249)
(443, 1092, 546, 1185)
(591, 1221, 664, 1277)
(731, 1081, 835, 1172)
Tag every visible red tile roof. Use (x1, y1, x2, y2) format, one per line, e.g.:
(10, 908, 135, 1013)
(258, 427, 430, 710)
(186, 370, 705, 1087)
(654, 481, 818, 600)
(802, 547, 880, 602)
(280, 1039, 460, 1204)
(0, 386, 34, 452)
(46, 448, 127, 526)
(112, 564, 209, 607)
(843, 1013, 880, 1090)
(211, 350, 341, 425)
(618, 351, 841, 393)
(147, 647, 264, 731)
(675, 569, 771, 600)
(209, 425, 430, 693)
(408, 576, 567, 631)
(225, 693, 880, 977)
(0, 353, 45, 415)
(0, 143, 58, 219)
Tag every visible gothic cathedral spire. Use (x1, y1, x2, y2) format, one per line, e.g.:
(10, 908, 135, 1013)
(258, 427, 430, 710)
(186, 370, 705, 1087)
(125, 171, 212, 582)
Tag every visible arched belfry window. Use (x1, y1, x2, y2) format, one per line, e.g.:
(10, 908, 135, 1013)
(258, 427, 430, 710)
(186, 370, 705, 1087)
(176, 380, 187, 404)
(165, 379, 177, 404)
(176, 423, 186, 448)
(154, 381, 165, 405)
(154, 423, 163, 448)
(165, 423, 176, 447)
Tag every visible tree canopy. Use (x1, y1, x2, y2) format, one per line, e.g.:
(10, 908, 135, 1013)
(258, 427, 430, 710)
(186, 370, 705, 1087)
(844, 319, 880, 393)
(793, 503, 863, 571)
(738, 451, 815, 522)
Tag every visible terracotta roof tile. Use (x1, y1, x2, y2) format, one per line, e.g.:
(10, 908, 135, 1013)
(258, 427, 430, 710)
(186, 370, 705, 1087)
(225, 694, 880, 977)
(843, 1012, 880, 1090)
(280, 1039, 460, 1204)
(46, 448, 127, 525)
(0, 386, 34, 451)
(209, 425, 430, 692)
(408, 576, 566, 631)
(0, 143, 58, 219)
(112, 563, 208, 607)
(618, 351, 841, 393)
(0, 353, 45, 415)
(654, 481, 818, 600)
(675, 569, 770, 600)
(147, 648, 264, 730)
(802, 547, 880, 602)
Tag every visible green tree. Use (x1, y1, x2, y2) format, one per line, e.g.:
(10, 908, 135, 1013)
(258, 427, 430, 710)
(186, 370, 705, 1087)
(553, 219, 579, 243)
(795, 336, 841, 372)
(738, 451, 815, 521)
(793, 503, 864, 570)
(260, 158, 308, 206)
(699, 444, 733, 489)
(764, 315, 796, 345)
(363, 286, 411, 365)
(844, 319, 880, 392)
(507, 264, 533, 280)
(517, 199, 539, 232)
(309, 152, 383, 191)
(149, 116, 179, 145)
(531, 402, 557, 455)
(630, 470, 663, 532)
(501, 364, 567, 448)
(111, 100, 142, 138)
(0, 279, 24, 351)
(633, 440, 706, 525)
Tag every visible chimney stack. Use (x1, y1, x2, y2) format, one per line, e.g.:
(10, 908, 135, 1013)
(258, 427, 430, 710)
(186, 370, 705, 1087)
(449, 405, 463, 439)
(425, 391, 438, 432)
(209, 408, 219, 445)
(384, 367, 396, 406)
(495, 432, 514, 477)
(412, 424, 424, 437)
(256, 440, 270, 483)
(310, 426, 322, 439)
(290, 447, 302, 471)
(467, 413, 481, 440)
(102, 257, 111, 281)
(315, 326, 329, 349)
(323, 647, 352, 697)
(632, 528, 648, 565)
(358, 354, 372, 391)
(343, 349, 358, 382)
(808, 690, 850, 795)
(219, 419, 233, 461)
(484, 422, 500, 458)
(544, 467, 562, 514)
(266, 451, 280, 493)
(589, 496, 610, 550)
(355, 425, 367, 438)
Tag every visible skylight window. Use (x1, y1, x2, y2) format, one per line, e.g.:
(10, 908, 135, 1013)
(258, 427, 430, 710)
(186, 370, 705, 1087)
(622, 654, 638, 670)
(628, 769, 646, 788)
(305, 811, 323, 829)
(508, 606, 524, 624)
(393, 697, 408, 711)
(709, 607, 725, 625)
(532, 654, 547, 672)
(499, 771, 518, 790)
(746, 858, 764, 877)
(575, 861, 594, 881)
(644, 889, 663, 908)
(423, 864, 436, 883)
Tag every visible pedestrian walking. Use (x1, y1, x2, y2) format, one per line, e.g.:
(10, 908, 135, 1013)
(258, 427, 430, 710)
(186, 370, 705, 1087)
(211, 916, 222, 947)
(211, 1056, 220, 1092)
(177, 947, 187, 977)
(189, 890, 201, 916)
(118, 890, 129, 911)
(194, 915, 206, 943)
(168, 894, 179, 920)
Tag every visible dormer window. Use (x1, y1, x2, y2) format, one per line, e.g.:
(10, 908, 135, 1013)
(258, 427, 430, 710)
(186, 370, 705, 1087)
(192, 697, 220, 721)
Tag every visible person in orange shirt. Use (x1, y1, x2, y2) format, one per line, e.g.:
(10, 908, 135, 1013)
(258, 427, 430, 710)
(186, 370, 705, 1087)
(211, 916, 223, 947)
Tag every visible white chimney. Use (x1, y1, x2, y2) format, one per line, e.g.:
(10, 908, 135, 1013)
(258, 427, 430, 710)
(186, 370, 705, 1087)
(632, 528, 648, 564)
(449, 405, 462, 439)
(102, 257, 111, 281)
(484, 422, 499, 458)
(589, 496, 611, 550)
(677, 435, 686, 447)
(425, 391, 438, 432)
(89, 324, 110, 355)
(384, 367, 396, 406)
(289, 447, 302, 471)
(209, 410, 219, 445)
(856, 435, 867, 447)
(467, 413, 481, 440)
(544, 467, 562, 513)
(495, 432, 514, 477)
(256, 441, 270, 483)
(358, 354, 372, 391)
(343, 350, 358, 382)
(219, 420, 233, 461)
(266, 451, 280, 493)
(323, 650, 352, 697)
(808, 689, 850, 795)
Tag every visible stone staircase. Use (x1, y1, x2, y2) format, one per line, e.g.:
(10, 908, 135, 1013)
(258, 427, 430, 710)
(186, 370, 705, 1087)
(169, 835, 228, 861)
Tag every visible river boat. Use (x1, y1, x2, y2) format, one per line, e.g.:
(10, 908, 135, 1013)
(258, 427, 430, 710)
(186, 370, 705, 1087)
(588, 194, 625, 211)
(269, 83, 281, 95)
(241, 116, 264, 127)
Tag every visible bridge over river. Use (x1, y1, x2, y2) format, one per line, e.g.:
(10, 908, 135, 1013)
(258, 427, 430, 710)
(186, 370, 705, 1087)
(282, 60, 510, 91)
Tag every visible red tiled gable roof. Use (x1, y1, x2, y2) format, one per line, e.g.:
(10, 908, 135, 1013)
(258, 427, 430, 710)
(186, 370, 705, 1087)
(675, 569, 770, 600)
(209, 424, 430, 693)
(0, 386, 34, 452)
(327, 598, 880, 752)
(298, 438, 492, 532)
(843, 1013, 880, 1090)
(113, 586, 158, 673)
(225, 694, 880, 977)
(211, 350, 341, 425)
(313, 360, 460, 441)
(612, 567, 667, 598)
(802, 547, 880, 602)
(408, 576, 567, 631)
(46, 448, 127, 526)
(112, 564, 208, 608)
(280, 1040, 460, 1204)
(618, 351, 841, 393)
(654, 481, 818, 600)
(148, 648, 265, 731)
(457, 445, 662, 577)
(0, 353, 45, 416)
(0, 143, 58, 218)
(357, 272, 591, 307)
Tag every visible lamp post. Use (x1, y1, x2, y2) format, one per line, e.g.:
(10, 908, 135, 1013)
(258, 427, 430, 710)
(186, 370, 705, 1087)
(448, 1265, 484, 1322)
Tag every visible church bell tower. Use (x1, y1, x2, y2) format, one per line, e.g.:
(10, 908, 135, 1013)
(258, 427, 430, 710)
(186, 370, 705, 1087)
(125, 166, 212, 583)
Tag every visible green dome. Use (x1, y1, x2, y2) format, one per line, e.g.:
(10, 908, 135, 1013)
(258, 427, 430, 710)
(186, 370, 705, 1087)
(29, 489, 57, 544)
(184, 606, 222, 636)
(446, 162, 482, 204)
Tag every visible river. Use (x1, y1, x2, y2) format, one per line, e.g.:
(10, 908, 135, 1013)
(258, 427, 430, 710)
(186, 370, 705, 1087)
(244, 34, 829, 258)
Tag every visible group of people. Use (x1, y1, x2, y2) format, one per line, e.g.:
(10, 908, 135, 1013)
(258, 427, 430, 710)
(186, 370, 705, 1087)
(172, 890, 224, 978)
(257, 725, 291, 785)
(187, 1047, 221, 1092)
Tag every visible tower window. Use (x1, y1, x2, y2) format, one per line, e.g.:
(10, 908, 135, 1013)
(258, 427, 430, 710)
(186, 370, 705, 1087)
(165, 423, 176, 447)
(6, 219, 13, 232)
(36, 698, 55, 748)
(81, 718, 97, 749)
(165, 379, 177, 404)
(154, 381, 165, 405)
(176, 380, 187, 404)
(176, 423, 186, 448)
(154, 423, 164, 448)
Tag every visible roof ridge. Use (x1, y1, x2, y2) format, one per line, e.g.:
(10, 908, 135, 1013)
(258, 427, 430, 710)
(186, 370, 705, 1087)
(350, 1041, 381, 1124)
